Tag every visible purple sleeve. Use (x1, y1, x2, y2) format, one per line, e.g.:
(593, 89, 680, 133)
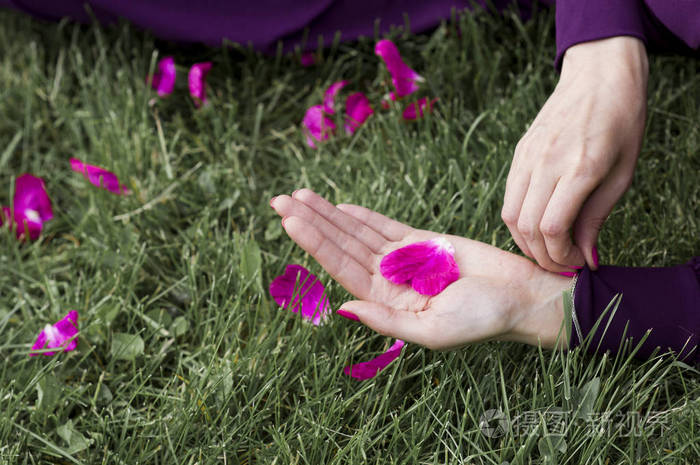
(571, 257, 700, 363)
(554, 0, 648, 69)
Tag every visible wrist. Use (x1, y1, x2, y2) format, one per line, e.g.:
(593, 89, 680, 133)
(506, 271, 572, 349)
(561, 36, 649, 87)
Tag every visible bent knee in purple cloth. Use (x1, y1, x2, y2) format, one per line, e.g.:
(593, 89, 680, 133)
(4, 1, 699, 66)
(4, 0, 549, 53)
(571, 257, 700, 363)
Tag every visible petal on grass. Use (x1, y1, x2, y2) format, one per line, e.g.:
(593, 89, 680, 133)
(403, 97, 438, 121)
(149, 56, 176, 97)
(344, 92, 374, 134)
(344, 339, 405, 380)
(375, 39, 423, 98)
(188, 62, 213, 108)
(380, 237, 459, 296)
(323, 80, 348, 115)
(11, 174, 53, 240)
(70, 158, 128, 195)
(302, 105, 336, 148)
(269, 264, 330, 325)
(30, 310, 79, 356)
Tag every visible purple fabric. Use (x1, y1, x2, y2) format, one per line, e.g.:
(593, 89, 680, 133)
(3, 0, 542, 54)
(572, 257, 700, 363)
(3, 1, 699, 65)
(554, 0, 700, 69)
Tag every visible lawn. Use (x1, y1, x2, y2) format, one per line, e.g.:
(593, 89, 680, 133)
(0, 5, 698, 464)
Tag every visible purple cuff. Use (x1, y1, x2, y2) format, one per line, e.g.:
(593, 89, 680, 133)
(571, 257, 700, 363)
(554, 0, 648, 70)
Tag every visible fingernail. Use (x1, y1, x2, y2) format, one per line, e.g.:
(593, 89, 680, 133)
(336, 309, 359, 321)
(592, 246, 599, 268)
(269, 196, 277, 207)
(281, 217, 288, 228)
(569, 265, 583, 270)
(559, 272, 576, 277)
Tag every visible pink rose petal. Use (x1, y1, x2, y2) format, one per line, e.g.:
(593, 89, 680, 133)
(403, 97, 438, 121)
(380, 237, 459, 296)
(344, 92, 374, 134)
(269, 264, 330, 325)
(70, 158, 128, 195)
(188, 62, 212, 108)
(344, 339, 405, 380)
(7, 174, 53, 241)
(30, 310, 78, 356)
(323, 80, 349, 115)
(148, 56, 176, 97)
(300, 52, 316, 67)
(302, 104, 336, 148)
(375, 39, 424, 98)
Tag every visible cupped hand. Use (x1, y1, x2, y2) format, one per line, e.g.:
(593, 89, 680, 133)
(502, 37, 648, 272)
(271, 189, 571, 350)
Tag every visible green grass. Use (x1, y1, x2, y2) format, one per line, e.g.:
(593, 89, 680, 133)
(1, 6, 698, 464)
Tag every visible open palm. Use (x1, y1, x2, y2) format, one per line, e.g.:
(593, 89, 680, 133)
(271, 189, 569, 350)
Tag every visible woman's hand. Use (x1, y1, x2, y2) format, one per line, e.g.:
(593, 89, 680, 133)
(271, 189, 571, 350)
(502, 37, 648, 272)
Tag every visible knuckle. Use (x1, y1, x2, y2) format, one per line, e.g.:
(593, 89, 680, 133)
(570, 151, 609, 181)
(540, 219, 565, 238)
(501, 207, 518, 226)
(517, 220, 537, 240)
(572, 163, 598, 181)
(514, 139, 528, 157)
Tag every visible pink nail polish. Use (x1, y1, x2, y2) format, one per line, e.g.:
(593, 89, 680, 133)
(269, 196, 277, 207)
(569, 265, 583, 270)
(559, 272, 576, 277)
(336, 309, 359, 321)
(592, 246, 599, 268)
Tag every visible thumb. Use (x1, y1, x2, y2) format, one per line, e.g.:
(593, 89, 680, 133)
(573, 171, 631, 270)
(336, 300, 426, 345)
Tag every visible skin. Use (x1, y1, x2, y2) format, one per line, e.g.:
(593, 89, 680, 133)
(271, 189, 572, 351)
(502, 37, 649, 272)
(267, 39, 647, 351)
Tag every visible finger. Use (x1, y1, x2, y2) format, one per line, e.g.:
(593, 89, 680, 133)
(502, 161, 534, 258)
(573, 166, 632, 270)
(271, 195, 377, 272)
(516, 174, 569, 272)
(539, 178, 592, 267)
(282, 215, 373, 300)
(291, 189, 389, 253)
(338, 300, 431, 346)
(335, 203, 411, 242)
